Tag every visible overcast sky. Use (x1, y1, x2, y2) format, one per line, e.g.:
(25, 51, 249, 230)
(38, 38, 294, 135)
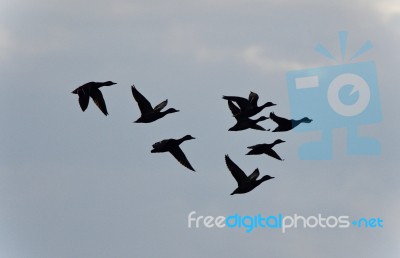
(1, 0, 399, 257)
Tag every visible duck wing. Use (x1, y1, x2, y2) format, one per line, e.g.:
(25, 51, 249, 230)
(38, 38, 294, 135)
(248, 91, 259, 106)
(223, 96, 249, 110)
(169, 146, 195, 171)
(225, 155, 249, 185)
(265, 148, 284, 161)
(247, 143, 262, 149)
(228, 100, 241, 117)
(77, 88, 90, 112)
(90, 88, 108, 115)
(248, 168, 260, 181)
(251, 124, 266, 131)
(131, 86, 153, 114)
(153, 99, 168, 112)
(270, 112, 289, 124)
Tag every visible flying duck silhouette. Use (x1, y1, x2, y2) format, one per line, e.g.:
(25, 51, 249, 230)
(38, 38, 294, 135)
(71, 81, 116, 116)
(246, 139, 286, 161)
(225, 155, 274, 195)
(227, 100, 268, 131)
(223, 91, 275, 118)
(131, 85, 179, 123)
(151, 135, 195, 171)
(269, 112, 312, 132)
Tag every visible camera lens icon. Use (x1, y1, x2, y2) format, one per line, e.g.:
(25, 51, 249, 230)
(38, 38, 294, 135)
(286, 42, 382, 159)
(327, 73, 370, 117)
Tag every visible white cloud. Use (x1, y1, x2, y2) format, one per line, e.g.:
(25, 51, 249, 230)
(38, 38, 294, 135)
(162, 25, 235, 62)
(241, 45, 310, 72)
(375, 1, 400, 19)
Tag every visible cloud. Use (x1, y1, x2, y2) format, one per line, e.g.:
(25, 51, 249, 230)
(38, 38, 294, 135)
(162, 25, 236, 62)
(241, 45, 311, 72)
(375, 0, 400, 20)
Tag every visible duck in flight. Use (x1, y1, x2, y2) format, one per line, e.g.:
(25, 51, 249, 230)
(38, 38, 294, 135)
(151, 135, 196, 172)
(131, 85, 179, 123)
(223, 91, 275, 118)
(246, 139, 286, 161)
(269, 112, 312, 132)
(225, 155, 274, 195)
(227, 100, 268, 131)
(71, 81, 116, 116)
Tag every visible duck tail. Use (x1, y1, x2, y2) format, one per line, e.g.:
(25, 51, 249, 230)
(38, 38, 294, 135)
(246, 149, 256, 155)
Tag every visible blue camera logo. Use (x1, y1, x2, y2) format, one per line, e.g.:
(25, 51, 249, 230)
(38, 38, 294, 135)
(286, 32, 382, 160)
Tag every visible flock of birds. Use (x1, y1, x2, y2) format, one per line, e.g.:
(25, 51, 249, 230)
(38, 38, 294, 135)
(72, 81, 313, 195)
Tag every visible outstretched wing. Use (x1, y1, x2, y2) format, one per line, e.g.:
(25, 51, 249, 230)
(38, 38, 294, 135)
(248, 168, 260, 181)
(251, 124, 266, 131)
(90, 88, 108, 115)
(131, 86, 153, 114)
(265, 148, 284, 161)
(247, 143, 262, 149)
(153, 99, 168, 112)
(225, 155, 248, 185)
(228, 100, 241, 117)
(223, 95, 249, 110)
(270, 112, 289, 124)
(77, 89, 90, 112)
(248, 91, 259, 106)
(170, 146, 195, 171)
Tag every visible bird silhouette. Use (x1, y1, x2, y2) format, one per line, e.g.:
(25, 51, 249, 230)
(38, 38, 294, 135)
(269, 112, 312, 132)
(223, 91, 275, 118)
(227, 100, 268, 131)
(131, 85, 179, 123)
(225, 155, 274, 195)
(151, 135, 195, 171)
(246, 139, 286, 161)
(71, 81, 116, 116)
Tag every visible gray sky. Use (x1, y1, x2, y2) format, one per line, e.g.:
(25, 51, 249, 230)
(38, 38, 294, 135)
(1, 0, 399, 257)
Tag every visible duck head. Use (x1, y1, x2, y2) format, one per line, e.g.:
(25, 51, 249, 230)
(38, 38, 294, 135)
(260, 175, 275, 181)
(261, 102, 276, 108)
(103, 81, 117, 86)
(182, 135, 195, 141)
(164, 108, 180, 114)
(274, 139, 285, 144)
(301, 117, 313, 123)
